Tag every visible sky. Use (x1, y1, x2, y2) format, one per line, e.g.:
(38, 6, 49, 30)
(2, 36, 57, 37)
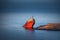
(0, 0, 60, 13)
(0, 0, 60, 28)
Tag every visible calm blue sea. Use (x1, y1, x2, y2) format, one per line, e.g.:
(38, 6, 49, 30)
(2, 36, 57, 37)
(1, 26, 60, 40)
(1, 13, 60, 40)
(0, 0, 60, 40)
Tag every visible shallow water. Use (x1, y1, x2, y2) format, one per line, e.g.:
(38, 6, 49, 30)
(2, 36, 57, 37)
(1, 27, 60, 40)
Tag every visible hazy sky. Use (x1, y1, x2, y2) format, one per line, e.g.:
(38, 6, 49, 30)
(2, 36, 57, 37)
(0, 0, 60, 13)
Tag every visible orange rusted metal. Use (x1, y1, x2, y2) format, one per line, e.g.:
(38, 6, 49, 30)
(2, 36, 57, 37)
(23, 17, 35, 30)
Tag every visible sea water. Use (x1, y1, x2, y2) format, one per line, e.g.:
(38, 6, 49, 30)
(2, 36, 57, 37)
(1, 13, 60, 40)
(1, 26, 60, 40)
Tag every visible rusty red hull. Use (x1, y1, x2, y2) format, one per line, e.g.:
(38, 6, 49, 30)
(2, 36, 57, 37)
(23, 17, 35, 30)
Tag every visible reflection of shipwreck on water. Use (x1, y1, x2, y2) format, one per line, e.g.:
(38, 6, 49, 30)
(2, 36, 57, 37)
(23, 16, 35, 30)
